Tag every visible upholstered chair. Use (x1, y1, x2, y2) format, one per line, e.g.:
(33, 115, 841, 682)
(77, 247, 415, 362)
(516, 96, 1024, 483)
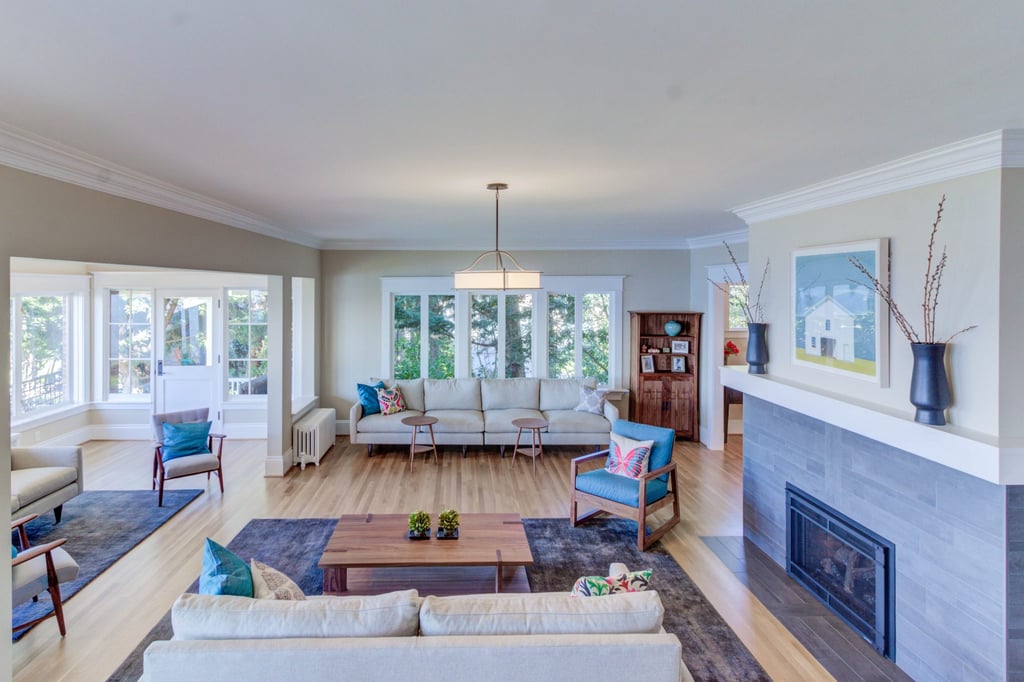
(11, 513, 80, 636)
(151, 408, 226, 506)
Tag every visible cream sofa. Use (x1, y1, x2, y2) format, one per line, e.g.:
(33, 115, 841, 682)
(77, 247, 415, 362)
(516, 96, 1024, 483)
(11, 446, 84, 523)
(350, 378, 617, 454)
(141, 588, 691, 682)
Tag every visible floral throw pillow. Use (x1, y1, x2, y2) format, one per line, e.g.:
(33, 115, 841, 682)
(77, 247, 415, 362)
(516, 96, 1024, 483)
(377, 386, 406, 416)
(251, 559, 306, 600)
(604, 432, 654, 479)
(573, 385, 606, 415)
(571, 569, 653, 597)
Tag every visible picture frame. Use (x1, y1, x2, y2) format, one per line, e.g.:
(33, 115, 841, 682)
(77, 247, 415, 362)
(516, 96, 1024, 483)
(671, 339, 689, 354)
(792, 239, 889, 386)
(640, 355, 655, 373)
(671, 356, 686, 373)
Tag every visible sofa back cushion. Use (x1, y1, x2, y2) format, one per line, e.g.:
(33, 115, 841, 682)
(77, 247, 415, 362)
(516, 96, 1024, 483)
(481, 378, 540, 410)
(418, 591, 664, 636)
(540, 378, 597, 412)
(424, 379, 481, 411)
(171, 590, 423, 640)
(386, 379, 424, 412)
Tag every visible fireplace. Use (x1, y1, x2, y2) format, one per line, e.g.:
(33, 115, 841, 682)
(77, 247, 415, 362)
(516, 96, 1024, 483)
(786, 484, 895, 659)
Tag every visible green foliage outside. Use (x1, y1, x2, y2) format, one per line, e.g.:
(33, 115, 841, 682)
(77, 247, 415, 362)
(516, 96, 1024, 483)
(13, 295, 67, 411)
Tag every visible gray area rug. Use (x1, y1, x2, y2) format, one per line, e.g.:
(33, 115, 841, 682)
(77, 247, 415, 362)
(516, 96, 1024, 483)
(110, 517, 769, 682)
(12, 489, 203, 641)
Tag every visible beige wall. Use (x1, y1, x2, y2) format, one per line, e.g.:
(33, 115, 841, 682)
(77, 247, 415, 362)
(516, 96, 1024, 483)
(748, 171, 1001, 434)
(999, 168, 1024, 440)
(321, 248, 691, 422)
(1, 166, 320, 656)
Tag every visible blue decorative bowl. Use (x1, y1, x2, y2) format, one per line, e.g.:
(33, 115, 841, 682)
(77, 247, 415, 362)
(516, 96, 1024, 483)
(664, 320, 682, 336)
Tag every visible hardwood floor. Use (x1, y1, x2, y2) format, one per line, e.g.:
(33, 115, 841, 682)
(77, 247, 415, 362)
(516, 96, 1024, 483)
(12, 437, 834, 682)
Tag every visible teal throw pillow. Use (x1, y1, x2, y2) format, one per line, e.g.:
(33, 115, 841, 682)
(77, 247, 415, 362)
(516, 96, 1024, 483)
(161, 421, 212, 463)
(357, 381, 385, 416)
(11, 544, 18, 559)
(199, 538, 253, 597)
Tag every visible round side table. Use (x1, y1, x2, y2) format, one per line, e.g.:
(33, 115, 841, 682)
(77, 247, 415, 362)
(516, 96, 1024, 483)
(511, 417, 549, 471)
(401, 415, 439, 472)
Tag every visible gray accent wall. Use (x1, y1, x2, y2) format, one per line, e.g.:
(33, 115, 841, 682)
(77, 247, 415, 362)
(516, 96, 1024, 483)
(744, 395, 1022, 681)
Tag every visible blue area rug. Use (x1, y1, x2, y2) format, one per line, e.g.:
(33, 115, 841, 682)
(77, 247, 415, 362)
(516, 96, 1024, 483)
(12, 489, 203, 641)
(109, 517, 767, 682)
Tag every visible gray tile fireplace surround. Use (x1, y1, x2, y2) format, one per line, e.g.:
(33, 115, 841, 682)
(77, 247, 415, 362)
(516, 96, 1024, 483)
(743, 396, 1023, 682)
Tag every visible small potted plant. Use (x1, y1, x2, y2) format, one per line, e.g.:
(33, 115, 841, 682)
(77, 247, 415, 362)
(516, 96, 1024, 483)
(724, 340, 740, 365)
(436, 508, 460, 539)
(407, 510, 431, 540)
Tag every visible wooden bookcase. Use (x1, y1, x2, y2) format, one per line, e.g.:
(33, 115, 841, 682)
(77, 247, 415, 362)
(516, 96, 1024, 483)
(628, 311, 702, 440)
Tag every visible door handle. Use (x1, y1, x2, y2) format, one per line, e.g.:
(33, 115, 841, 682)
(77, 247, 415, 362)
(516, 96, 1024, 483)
(157, 360, 164, 376)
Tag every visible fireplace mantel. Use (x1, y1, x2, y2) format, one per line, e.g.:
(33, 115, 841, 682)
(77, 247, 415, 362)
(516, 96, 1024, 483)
(721, 366, 1024, 485)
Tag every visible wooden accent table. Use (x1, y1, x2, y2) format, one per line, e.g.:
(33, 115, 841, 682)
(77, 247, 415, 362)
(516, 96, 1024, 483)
(401, 415, 438, 471)
(319, 513, 534, 596)
(511, 417, 548, 471)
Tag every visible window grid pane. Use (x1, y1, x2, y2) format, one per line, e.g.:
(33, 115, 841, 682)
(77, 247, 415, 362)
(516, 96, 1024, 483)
(393, 295, 421, 380)
(582, 293, 610, 384)
(109, 290, 152, 395)
(471, 295, 498, 378)
(227, 288, 269, 395)
(547, 293, 575, 378)
(19, 295, 68, 411)
(504, 294, 532, 378)
(428, 295, 455, 379)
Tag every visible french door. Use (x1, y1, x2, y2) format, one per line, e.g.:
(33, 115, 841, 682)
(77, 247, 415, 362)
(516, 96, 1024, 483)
(154, 290, 221, 429)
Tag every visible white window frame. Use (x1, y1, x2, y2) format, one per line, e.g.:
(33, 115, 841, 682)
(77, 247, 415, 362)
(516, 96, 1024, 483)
(100, 286, 155, 403)
(10, 273, 90, 424)
(225, 287, 270, 402)
(380, 276, 623, 386)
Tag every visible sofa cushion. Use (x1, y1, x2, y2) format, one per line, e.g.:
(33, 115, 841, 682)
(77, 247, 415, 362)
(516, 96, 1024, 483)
(164, 453, 221, 478)
(171, 590, 423, 640)
(605, 433, 654, 479)
(418, 591, 664, 636)
(484, 409, 546, 433)
(200, 538, 253, 597)
(251, 559, 305, 600)
(425, 410, 485, 433)
(357, 381, 385, 416)
(571, 570, 652, 597)
(386, 379, 424, 412)
(543, 410, 610, 433)
(357, 411, 425, 433)
(575, 469, 668, 507)
(540, 378, 596, 411)
(377, 387, 407, 416)
(425, 379, 481, 411)
(481, 378, 539, 410)
(10, 467, 78, 508)
(12, 547, 79, 605)
(574, 385, 606, 415)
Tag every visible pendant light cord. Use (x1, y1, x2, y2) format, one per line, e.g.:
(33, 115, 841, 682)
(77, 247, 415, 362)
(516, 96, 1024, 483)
(494, 186, 504, 270)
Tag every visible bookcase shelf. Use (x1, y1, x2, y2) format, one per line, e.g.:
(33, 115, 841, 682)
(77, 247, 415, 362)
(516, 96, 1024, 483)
(629, 311, 702, 440)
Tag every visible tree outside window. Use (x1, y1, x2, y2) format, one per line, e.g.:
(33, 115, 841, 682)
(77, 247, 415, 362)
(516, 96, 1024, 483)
(11, 295, 70, 413)
(227, 289, 268, 395)
(108, 289, 152, 395)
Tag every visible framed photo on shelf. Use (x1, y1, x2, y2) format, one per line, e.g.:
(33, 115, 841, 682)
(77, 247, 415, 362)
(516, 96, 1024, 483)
(671, 339, 689, 354)
(792, 239, 889, 386)
(671, 356, 686, 373)
(641, 355, 655, 373)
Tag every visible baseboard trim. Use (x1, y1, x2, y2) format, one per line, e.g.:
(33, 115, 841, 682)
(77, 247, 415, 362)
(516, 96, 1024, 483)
(336, 419, 350, 435)
(264, 448, 292, 477)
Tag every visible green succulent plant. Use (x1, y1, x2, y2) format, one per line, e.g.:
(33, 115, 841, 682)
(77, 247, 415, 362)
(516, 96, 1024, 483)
(438, 508, 460, 532)
(408, 510, 431, 534)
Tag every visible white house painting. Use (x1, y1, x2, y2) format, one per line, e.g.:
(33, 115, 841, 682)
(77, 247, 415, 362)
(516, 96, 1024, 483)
(803, 296, 856, 362)
(792, 239, 888, 385)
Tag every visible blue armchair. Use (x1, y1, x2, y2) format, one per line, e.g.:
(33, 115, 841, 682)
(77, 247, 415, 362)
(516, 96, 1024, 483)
(569, 420, 680, 550)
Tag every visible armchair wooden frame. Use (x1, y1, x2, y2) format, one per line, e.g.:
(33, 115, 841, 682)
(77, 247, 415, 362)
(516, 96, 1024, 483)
(569, 450, 681, 551)
(12, 513, 72, 636)
(152, 431, 226, 507)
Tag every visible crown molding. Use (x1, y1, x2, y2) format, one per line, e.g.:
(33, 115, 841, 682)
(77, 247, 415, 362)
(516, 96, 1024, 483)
(732, 129, 1024, 225)
(0, 122, 324, 249)
(686, 228, 748, 250)
(319, 237, 693, 251)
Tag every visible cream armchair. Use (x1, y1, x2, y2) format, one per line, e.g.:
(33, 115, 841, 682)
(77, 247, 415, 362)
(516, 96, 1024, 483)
(11, 446, 84, 523)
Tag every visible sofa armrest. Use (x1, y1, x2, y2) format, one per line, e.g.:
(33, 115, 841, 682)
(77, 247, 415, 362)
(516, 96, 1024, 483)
(348, 403, 364, 443)
(603, 399, 619, 424)
(12, 445, 83, 484)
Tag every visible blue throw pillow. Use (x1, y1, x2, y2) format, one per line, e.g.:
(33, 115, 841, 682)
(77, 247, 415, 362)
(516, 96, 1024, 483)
(357, 381, 385, 416)
(11, 544, 17, 559)
(161, 421, 212, 463)
(199, 538, 253, 597)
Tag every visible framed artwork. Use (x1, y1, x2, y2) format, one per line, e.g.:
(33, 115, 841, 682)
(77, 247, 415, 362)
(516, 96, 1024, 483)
(671, 356, 686, 373)
(671, 339, 689, 354)
(792, 239, 889, 385)
(640, 355, 655, 373)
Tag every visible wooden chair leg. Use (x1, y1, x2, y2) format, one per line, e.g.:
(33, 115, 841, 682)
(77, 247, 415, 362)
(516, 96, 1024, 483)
(53, 505, 63, 524)
(49, 582, 67, 636)
(217, 464, 224, 493)
(569, 491, 578, 527)
(157, 469, 165, 507)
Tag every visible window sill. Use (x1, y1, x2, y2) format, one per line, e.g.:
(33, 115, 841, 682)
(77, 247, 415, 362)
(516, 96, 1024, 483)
(12, 403, 91, 431)
(292, 396, 318, 420)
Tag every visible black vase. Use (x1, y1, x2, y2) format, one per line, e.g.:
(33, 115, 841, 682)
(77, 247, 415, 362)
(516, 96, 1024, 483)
(746, 323, 769, 375)
(910, 343, 951, 425)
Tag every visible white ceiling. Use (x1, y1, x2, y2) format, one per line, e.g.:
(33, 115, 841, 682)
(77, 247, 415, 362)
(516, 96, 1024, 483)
(1, 1, 1022, 250)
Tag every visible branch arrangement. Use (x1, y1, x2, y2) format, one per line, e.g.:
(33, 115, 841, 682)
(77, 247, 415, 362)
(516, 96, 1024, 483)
(708, 242, 770, 324)
(849, 195, 976, 344)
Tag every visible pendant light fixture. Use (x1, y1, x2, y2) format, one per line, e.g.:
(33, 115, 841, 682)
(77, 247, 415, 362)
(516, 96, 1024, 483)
(453, 183, 541, 290)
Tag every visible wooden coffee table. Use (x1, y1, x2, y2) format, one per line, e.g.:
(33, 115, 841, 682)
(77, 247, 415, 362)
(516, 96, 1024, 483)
(319, 513, 534, 596)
